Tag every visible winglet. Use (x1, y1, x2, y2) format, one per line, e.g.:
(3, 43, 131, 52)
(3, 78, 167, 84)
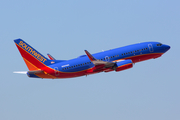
(47, 53, 56, 60)
(84, 50, 96, 61)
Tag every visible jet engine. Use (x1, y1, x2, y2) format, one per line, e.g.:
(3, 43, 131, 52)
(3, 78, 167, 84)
(114, 59, 133, 72)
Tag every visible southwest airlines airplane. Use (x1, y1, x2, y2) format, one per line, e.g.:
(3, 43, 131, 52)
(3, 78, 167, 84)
(14, 39, 170, 79)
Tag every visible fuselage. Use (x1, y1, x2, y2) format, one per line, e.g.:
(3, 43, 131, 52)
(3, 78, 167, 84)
(40, 42, 170, 79)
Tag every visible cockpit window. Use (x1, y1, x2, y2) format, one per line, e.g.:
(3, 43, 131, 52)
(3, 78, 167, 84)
(156, 43, 163, 46)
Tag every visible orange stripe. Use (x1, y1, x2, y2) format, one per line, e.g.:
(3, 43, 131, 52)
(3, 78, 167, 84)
(23, 58, 39, 71)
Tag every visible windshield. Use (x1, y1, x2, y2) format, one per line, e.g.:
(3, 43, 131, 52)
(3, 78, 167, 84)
(156, 43, 162, 46)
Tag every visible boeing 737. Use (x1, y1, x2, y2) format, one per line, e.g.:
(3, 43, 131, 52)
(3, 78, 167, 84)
(14, 39, 170, 79)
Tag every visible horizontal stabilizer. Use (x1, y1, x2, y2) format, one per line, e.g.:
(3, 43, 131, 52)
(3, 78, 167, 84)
(47, 53, 56, 60)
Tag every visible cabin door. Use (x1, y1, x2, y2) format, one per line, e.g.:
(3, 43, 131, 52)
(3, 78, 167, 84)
(105, 56, 110, 61)
(54, 67, 59, 76)
(148, 44, 154, 52)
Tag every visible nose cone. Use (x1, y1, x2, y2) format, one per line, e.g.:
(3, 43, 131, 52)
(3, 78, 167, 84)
(164, 44, 171, 52)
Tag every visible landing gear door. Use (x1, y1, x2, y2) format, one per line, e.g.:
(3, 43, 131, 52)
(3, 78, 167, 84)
(148, 44, 154, 52)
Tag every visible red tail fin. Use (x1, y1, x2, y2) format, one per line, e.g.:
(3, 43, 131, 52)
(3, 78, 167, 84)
(14, 39, 50, 71)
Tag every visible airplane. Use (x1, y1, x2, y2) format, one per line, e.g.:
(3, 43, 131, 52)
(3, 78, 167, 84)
(14, 39, 170, 79)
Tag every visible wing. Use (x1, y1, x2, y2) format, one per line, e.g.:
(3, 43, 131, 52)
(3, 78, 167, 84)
(84, 50, 115, 72)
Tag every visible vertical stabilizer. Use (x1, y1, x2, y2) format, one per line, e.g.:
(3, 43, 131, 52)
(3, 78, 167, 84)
(14, 39, 50, 70)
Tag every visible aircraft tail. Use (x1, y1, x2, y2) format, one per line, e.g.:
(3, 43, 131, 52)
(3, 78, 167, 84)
(14, 39, 50, 71)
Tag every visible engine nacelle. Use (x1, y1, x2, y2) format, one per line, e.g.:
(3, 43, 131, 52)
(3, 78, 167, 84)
(115, 59, 133, 72)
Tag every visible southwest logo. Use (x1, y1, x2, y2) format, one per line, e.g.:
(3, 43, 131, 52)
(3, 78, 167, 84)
(18, 41, 47, 63)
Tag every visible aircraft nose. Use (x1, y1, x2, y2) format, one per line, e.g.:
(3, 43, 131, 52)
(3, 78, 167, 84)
(164, 44, 171, 51)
